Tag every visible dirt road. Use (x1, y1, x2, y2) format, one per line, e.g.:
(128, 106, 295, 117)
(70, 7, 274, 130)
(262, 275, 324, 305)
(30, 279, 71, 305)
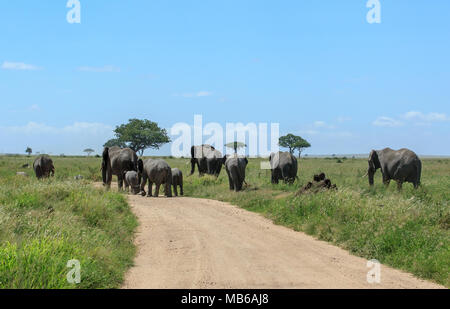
(120, 194, 442, 289)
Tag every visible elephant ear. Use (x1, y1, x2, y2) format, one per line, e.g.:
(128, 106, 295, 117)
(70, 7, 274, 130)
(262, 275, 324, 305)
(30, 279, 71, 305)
(244, 157, 248, 165)
(222, 155, 228, 165)
(269, 153, 275, 162)
(138, 159, 144, 174)
(369, 150, 380, 170)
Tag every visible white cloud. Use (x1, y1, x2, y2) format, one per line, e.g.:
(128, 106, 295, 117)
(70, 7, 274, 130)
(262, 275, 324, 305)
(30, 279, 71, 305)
(402, 111, 449, 122)
(77, 65, 120, 73)
(313, 121, 335, 129)
(2, 61, 41, 70)
(298, 130, 320, 135)
(1, 122, 113, 135)
(337, 116, 352, 123)
(373, 117, 404, 127)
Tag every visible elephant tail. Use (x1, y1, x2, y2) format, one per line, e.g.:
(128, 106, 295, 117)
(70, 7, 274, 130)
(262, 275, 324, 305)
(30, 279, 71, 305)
(416, 159, 422, 187)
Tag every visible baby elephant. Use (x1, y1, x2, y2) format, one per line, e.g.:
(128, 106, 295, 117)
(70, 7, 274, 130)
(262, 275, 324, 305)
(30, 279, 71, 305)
(124, 171, 141, 195)
(171, 168, 184, 196)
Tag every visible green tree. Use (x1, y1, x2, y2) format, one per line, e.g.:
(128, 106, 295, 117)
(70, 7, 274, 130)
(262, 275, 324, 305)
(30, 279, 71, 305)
(103, 138, 127, 149)
(279, 134, 311, 157)
(83, 148, 95, 156)
(104, 119, 170, 156)
(292, 138, 311, 158)
(25, 147, 32, 156)
(225, 141, 247, 154)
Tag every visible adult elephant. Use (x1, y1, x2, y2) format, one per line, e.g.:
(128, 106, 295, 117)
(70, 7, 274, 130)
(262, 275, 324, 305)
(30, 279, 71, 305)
(102, 146, 140, 191)
(190, 144, 223, 177)
(139, 158, 172, 197)
(367, 148, 422, 189)
(222, 155, 248, 192)
(269, 151, 298, 184)
(33, 155, 55, 179)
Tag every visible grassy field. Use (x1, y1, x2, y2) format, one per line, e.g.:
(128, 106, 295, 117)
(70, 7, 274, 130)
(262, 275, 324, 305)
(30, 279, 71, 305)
(0, 156, 137, 288)
(0, 154, 449, 287)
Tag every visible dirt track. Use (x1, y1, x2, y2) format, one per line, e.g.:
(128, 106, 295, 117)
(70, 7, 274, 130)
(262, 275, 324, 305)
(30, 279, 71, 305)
(119, 193, 443, 289)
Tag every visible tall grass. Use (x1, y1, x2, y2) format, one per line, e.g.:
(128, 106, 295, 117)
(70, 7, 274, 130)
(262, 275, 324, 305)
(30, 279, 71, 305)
(0, 156, 137, 289)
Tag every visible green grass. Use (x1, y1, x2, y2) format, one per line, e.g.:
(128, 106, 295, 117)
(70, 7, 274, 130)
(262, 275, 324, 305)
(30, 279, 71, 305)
(0, 155, 137, 289)
(0, 155, 448, 287)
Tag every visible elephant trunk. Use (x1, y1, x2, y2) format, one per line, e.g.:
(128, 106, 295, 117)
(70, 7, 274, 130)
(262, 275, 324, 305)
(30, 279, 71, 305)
(368, 168, 375, 186)
(102, 147, 109, 185)
(190, 158, 196, 175)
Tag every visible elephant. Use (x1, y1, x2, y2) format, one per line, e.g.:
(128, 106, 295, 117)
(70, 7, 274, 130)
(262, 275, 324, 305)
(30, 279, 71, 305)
(190, 144, 223, 177)
(222, 155, 248, 192)
(124, 171, 141, 195)
(139, 158, 172, 197)
(171, 168, 184, 196)
(269, 152, 298, 184)
(367, 148, 422, 190)
(102, 146, 140, 191)
(33, 155, 55, 179)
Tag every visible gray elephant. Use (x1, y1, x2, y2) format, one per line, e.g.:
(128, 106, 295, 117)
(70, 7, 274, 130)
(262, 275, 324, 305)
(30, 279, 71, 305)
(139, 158, 172, 197)
(102, 146, 140, 191)
(33, 155, 55, 179)
(124, 171, 141, 195)
(171, 168, 184, 196)
(269, 152, 298, 184)
(367, 148, 422, 189)
(190, 144, 223, 177)
(222, 155, 248, 192)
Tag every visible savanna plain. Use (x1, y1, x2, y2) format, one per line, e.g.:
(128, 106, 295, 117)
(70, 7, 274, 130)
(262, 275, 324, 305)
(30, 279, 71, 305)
(0, 155, 448, 288)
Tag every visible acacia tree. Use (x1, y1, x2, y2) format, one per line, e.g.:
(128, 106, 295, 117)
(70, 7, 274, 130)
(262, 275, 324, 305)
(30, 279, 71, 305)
(103, 119, 170, 156)
(293, 138, 311, 158)
(25, 147, 32, 156)
(225, 141, 247, 154)
(279, 134, 311, 157)
(83, 148, 95, 156)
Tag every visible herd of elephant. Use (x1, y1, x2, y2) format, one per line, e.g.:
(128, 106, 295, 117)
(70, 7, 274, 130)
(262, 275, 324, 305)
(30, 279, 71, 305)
(31, 145, 423, 195)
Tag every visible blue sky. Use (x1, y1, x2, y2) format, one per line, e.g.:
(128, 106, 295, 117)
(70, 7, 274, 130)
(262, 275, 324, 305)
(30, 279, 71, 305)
(1, 0, 449, 156)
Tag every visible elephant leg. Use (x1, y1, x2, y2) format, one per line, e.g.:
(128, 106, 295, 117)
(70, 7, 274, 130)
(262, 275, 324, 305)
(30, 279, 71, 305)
(155, 183, 161, 197)
(227, 171, 234, 190)
(235, 179, 242, 192)
(140, 174, 147, 196)
(117, 174, 124, 191)
(173, 184, 178, 197)
(147, 181, 153, 197)
(165, 182, 172, 197)
(124, 178, 129, 192)
(180, 184, 184, 196)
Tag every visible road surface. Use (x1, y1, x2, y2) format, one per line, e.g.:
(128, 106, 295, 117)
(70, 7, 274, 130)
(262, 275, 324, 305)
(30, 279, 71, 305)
(119, 194, 442, 289)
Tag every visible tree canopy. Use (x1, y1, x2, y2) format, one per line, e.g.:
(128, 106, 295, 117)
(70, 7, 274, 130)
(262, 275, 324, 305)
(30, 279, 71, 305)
(279, 134, 311, 157)
(103, 119, 170, 156)
(25, 147, 32, 156)
(225, 141, 247, 154)
(83, 148, 95, 156)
